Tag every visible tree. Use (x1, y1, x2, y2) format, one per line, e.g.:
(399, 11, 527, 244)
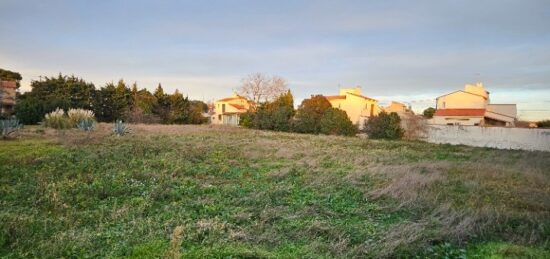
(423, 107, 436, 119)
(14, 74, 95, 123)
(238, 73, 289, 106)
(127, 83, 159, 123)
(153, 83, 171, 123)
(364, 112, 404, 139)
(92, 80, 131, 122)
(320, 108, 357, 136)
(14, 95, 43, 124)
(168, 90, 190, 124)
(537, 120, 550, 128)
(240, 90, 295, 132)
(292, 95, 332, 134)
(187, 100, 208, 124)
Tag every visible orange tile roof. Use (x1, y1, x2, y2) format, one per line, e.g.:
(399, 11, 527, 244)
(434, 109, 486, 116)
(229, 104, 247, 110)
(325, 95, 346, 100)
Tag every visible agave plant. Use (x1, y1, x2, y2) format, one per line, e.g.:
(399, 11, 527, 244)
(1, 117, 22, 139)
(77, 119, 96, 132)
(113, 120, 130, 136)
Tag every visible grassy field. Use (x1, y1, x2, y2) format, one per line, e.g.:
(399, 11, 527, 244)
(1, 124, 549, 258)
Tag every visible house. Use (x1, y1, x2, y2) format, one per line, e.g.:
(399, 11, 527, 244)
(325, 87, 382, 128)
(211, 94, 254, 126)
(432, 83, 516, 126)
(384, 101, 413, 116)
(0, 80, 17, 115)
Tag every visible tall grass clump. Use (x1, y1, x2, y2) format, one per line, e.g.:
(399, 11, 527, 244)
(0, 117, 22, 139)
(43, 108, 71, 130)
(68, 108, 95, 127)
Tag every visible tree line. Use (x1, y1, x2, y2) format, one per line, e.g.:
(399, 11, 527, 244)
(14, 74, 208, 125)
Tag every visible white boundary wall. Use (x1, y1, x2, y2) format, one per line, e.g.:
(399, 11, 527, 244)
(423, 125, 550, 151)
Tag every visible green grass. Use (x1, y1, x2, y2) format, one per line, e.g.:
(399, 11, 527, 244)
(1, 125, 549, 258)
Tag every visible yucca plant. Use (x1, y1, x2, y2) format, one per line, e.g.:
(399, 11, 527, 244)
(113, 120, 130, 136)
(77, 119, 96, 132)
(0, 117, 22, 139)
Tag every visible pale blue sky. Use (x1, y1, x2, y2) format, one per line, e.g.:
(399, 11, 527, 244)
(1, 0, 550, 120)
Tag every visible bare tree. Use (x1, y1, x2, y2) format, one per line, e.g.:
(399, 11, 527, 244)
(238, 73, 288, 106)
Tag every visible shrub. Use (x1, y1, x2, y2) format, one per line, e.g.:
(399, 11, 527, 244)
(319, 108, 357, 136)
(239, 91, 294, 132)
(0, 117, 22, 139)
(423, 107, 436, 119)
(239, 111, 256, 128)
(77, 119, 96, 132)
(43, 108, 71, 129)
(113, 120, 130, 136)
(67, 108, 95, 127)
(292, 95, 332, 134)
(536, 120, 550, 128)
(364, 112, 404, 139)
(14, 96, 44, 125)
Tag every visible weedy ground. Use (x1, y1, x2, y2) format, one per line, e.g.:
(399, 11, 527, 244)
(1, 124, 549, 258)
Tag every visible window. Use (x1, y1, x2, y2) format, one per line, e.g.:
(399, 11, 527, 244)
(218, 115, 221, 120)
(442, 102, 446, 108)
(222, 104, 226, 113)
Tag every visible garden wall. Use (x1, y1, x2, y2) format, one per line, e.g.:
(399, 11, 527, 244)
(423, 125, 550, 151)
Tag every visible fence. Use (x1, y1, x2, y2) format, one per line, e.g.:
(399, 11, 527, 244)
(422, 125, 550, 152)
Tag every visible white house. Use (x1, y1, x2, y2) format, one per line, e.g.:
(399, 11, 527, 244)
(432, 83, 516, 126)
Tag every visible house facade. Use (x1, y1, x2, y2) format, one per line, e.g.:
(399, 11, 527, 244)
(384, 101, 413, 116)
(0, 80, 17, 115)
(211, 94, 253, 126)
(325, 87, 381, 128)
(432, 83, 516, 126)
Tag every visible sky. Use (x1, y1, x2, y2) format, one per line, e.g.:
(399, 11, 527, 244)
(1, 0, 550, 120)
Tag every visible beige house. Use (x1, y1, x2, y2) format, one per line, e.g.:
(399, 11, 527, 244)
(384, 101, 413, 116)
(0, 80, 17, 114)
(432, 83, 516, 126)
(325, 87, 382, 128)
(211, 94, 254, 126)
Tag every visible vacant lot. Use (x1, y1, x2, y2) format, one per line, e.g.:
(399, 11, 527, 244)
(1, 124, 549, 258)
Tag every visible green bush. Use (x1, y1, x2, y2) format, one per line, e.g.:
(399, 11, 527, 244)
(423, 107, 435, 119)
(537, 120, 550, 128)
(292, 95, 332, 134)
(319, 108, 357, 136)
(14, 96, 44, 125)
(239, 111, 256, 128)
(239, 90, 294, 132)
(363, 112, 404, 139)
